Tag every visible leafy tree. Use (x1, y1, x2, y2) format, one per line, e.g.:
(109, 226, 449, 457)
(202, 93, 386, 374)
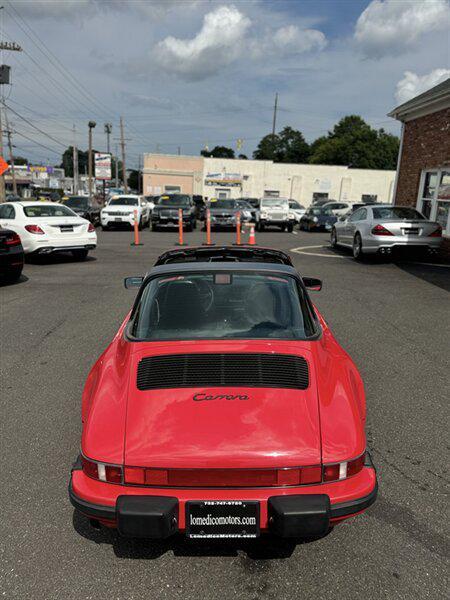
(8, 155, 29, 166)
(60, 147, 123, 180)
(253, 127, 310, 163)
(238, 153, 248, 159)
(253, 133, 282, 161)
(127, 169, 141, 191)
(308, 116, 399, 170)
(201, 146, 235, 158)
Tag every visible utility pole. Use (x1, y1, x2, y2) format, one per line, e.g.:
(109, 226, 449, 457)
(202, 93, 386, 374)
(271, 92, 278, 137)
(0, 105, 5, 202)
(4, 110, 16, 195)
(114, 143, 119, 187)
(120, 116, 128, 193)
(104, 122, 112, 154)
(177, 146, 181, 156)
(88, 120, 96, 198)
(72, 125, 78, 195)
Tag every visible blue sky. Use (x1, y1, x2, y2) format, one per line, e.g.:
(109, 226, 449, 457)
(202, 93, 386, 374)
(3, 0, 449, 168)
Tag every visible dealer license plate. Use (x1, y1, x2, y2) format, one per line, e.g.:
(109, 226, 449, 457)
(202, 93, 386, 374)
(114, 217, 122, 222)
(403, 228, 419, 235)
(60, 225, 73, 232)
(186, 501, 260, 539)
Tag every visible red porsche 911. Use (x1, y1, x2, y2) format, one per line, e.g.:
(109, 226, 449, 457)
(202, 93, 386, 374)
(69, 246, 377, 540)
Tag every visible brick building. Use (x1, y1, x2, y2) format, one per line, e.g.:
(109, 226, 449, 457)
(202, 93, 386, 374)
(388, 78, 450, 258)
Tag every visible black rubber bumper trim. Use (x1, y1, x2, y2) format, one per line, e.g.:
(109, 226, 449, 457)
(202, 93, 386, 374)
(69, 480, 116, 521)
(330, 481, 378, 518)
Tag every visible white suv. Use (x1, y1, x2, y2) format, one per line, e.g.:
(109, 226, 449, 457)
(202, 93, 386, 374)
(101, 195, 150, 230)
(257, 197, 295, 232)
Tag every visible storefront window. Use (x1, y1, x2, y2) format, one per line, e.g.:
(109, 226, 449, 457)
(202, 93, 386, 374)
(423, 172, 438, 198)
(418, 169, 450, 235)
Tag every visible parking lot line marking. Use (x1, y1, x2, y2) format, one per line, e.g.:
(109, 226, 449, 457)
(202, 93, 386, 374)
(290, 245, 348, 259)
(290, 245, 450, 267)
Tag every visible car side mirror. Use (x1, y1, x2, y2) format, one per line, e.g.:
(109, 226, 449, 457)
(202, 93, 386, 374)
(124, 276, 144, 289)
(303, 277, 322, 292)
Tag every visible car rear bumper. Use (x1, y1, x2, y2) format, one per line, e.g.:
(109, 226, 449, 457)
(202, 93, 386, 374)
(0, 247, 24, 271)
(69, 453, 377, 538)
(364, 236, 442, 254)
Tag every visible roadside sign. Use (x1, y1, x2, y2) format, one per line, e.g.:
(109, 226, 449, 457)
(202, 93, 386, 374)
(95, 153, 111, 180)
(0, 156, 9, 176)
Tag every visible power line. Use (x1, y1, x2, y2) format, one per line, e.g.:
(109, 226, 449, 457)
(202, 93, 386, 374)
(4, 102, 67, 147)
(12, 129, 62, 155)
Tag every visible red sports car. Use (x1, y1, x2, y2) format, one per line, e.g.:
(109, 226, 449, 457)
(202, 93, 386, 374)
(69, 246, 377, 540)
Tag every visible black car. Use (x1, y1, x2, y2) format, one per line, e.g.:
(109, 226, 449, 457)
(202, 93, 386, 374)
(63, 196, 101, 225)
(0, 227, 24, 283)
(299, 206, 337, 231)
(151, 194, 197, 231)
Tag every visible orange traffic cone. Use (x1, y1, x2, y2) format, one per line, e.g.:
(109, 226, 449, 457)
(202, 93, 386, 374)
(248, 223, 256, 245)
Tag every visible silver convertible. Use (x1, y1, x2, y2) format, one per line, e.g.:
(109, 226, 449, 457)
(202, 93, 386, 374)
(330, 205, 442, 260)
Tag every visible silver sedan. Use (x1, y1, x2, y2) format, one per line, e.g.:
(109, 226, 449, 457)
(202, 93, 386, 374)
(331, 204, 443, 260)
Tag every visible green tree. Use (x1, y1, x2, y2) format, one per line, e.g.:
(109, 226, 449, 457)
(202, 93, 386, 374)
(253, 127, 310, 163)
(60, 147, 123, 180)
(308, 116, 399, 169)
(201, 145, 235, 158)
(127, 169, 141, 191)
(253, 133, 282, 161)
(8, 155, 29, 166)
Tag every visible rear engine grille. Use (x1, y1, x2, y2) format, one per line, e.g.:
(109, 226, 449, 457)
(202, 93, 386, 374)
(136, 353, 309, 390)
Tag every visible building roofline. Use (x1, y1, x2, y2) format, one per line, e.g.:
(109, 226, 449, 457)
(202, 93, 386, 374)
(388, 78, 450, 122)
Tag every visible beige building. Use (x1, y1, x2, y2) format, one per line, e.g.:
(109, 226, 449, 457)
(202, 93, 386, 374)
(143, 154, 396, 207)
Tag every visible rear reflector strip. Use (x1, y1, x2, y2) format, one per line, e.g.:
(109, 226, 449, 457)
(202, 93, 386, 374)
(123, 466, 322, 487)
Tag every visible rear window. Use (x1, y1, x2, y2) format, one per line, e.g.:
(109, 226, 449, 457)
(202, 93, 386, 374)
(132, 272, 315, 341)
(23, 205, 76, 217)
(372, 207, 424, 220)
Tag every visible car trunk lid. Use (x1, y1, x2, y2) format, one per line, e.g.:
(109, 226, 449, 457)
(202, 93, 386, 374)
(376, 219, 438, 237)
(124, 341, 321, 469)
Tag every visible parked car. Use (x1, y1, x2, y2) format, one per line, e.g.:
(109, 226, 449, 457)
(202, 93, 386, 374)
(144, 195, 157, 212)
(299, 206, 337, 231)
(63, 196, 101, 225)
(240, 197, 260, 209)
(288, 200, 306, 223)
(207, 199, 252, 230)
(331, 204, 443, 260)
(0, 201, 97, 260)
(0, 227, 24, 282)
(69, 245, 377, 540)
(101, 195, 150, 231)
(235, 199, 258, 223)
(151, 193, 196, 231)
(311, 198, 331, 207)
(257, 197, 295, 232)
(322, 201, 351, 217)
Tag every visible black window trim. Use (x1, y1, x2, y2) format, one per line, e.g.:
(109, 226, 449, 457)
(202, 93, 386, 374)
(124, 268, 322, 343)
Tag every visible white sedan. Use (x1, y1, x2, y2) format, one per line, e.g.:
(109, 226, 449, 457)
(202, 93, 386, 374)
(0, 201, 97, 260)
(101, 195, 150, 230)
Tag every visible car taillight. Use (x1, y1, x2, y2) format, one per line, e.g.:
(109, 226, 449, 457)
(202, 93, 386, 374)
(371, 224, 393, 236)
(323, 452, 366, 482)
(87, 223, 95, 232)
(25, 224, 45, 235)
(81, 455, 122, 484)
(430, 226, 442, 237)
(5, 232, 21, 246)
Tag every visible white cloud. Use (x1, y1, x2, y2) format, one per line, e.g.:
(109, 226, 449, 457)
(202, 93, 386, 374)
(395, 69, 450, 104)
(154, 5, 327, 81)
(250, 25, 327, 58)
(154, 5, 251, 81)
(355, 0, 449, 58)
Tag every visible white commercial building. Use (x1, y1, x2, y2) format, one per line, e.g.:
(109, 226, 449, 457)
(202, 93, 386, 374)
(143, 154, 396, 207)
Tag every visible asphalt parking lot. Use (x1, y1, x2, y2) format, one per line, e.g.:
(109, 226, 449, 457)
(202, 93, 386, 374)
(1, 227, 449, 600)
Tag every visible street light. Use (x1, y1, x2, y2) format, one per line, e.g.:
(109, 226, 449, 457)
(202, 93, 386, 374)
(88, 120, 96, 198)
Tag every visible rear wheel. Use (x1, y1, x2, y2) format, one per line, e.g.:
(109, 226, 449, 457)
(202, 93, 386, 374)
(72, 249, 89, 261)
(259, 223, 265, 232)
(287, 223, 294, 233)
(4, 266, 23, 282)
(352, 233, 363, 261)
(101, 225, 109, 231)
(330, 228, 338, 248)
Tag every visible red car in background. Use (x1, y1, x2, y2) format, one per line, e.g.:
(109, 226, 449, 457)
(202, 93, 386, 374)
(69, 246, 377, 540)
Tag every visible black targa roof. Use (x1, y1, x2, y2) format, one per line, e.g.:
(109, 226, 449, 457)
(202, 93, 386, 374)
(154, 246, 294, 266)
